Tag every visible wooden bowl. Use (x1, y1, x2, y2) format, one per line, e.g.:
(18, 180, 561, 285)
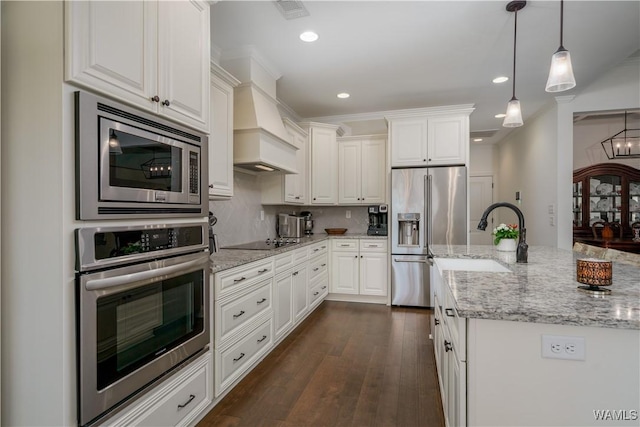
(325, 228, 347, 235)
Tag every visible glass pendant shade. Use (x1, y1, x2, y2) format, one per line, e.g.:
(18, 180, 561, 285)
(503, 97, 523, 127)
(545, 47, 576, 92)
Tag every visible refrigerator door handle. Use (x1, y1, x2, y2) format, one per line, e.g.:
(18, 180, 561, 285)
(426, 174, 433, 247)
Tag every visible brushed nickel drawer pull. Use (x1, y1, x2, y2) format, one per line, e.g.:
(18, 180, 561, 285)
(313, 291, 319, 296)
(444, 340, 452, 352)
(313, 267, 319, 272)
(258, 268, 268, 274)
(256, 298, 267, 304)
(321, 263, 326, 267)
(445, 308, 455, 317)
(233, 310, 245, 319)
(322, 286, 327, 290)
(233, 353, 245, 362)
(177, 394, 195, 410)
(313, 248, 320, 252)
(257, 335, 267, 343)
(293, 271, 299, 276)
(233, 276, 246, 283)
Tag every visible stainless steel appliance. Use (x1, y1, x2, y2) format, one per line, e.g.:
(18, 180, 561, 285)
(75, 223, 210, 426)
(75, 91, 208, 219)
(301, 211, 314, 235)
(391, 167, 467, 307)
(367, 204, 388, 236)
(223, 238, 300, 250)
(277, 213, 304, 238)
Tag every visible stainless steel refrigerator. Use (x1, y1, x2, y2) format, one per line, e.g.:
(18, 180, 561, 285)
(391, 166, 467, 307)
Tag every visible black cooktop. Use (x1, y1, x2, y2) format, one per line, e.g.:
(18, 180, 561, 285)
(222, 238, 300, 250)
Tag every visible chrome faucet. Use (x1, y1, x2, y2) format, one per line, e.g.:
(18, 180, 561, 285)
(477, 202, 528, 263)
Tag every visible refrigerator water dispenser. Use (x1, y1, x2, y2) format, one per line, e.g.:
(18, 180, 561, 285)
(398, 213, 420, 246)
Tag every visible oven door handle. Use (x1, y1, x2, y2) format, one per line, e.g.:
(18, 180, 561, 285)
(85, 257, 208, 291)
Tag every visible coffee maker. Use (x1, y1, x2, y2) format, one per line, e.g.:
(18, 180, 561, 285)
(367, 204, 388, 236)
(300, 211, 314, 235)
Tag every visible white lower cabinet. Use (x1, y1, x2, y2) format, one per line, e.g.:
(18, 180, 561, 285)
(108, 351, 213, 427)
(433, 260, 466, 427)
(330, 239, 388, 297)
(292, 263, 309, 323)
(274, 269, 294, 341)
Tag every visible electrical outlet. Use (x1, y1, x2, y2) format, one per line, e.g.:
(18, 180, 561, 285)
(542, 335, 585, 360)
(260, 210, 264, 221)
(346, 210, 351, 219)
(549, 215, 555, 226)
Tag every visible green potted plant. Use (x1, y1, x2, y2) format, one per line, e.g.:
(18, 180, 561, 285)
(493, 223, 519, 251)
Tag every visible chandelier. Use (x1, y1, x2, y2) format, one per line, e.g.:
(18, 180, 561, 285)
(600, 111, 640, 159)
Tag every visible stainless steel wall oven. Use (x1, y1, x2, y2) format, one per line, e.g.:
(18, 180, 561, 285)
(75, 91, 208, 219)
(75, 223, 210, 426)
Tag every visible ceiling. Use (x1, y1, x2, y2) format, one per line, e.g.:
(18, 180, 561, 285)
(211, 1, 640, 144)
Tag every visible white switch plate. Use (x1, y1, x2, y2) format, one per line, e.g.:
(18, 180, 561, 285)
(260, 210, 264, 221)
(548, 204, 555, 214)
(346, 210, 351, 219)
(549, 215, 555, 226)
(542, 334, 585, 360)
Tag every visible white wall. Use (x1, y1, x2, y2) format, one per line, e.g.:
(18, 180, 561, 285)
(496, 106, 559, 247)
(469, 144, 497, 177)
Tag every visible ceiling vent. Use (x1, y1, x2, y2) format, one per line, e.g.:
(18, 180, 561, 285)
(273, 0, 309, 20)
(470, 129, 499, 139)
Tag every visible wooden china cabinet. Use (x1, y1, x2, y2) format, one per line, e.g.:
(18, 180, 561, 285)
(573, 163, 640, 253)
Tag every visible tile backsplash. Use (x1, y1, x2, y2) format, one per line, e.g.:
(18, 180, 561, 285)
(209, 172, 372, 247)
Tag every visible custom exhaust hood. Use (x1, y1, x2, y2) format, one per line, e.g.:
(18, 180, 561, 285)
(232, 84, 298, 174)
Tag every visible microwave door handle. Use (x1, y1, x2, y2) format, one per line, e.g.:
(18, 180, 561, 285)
(85, 257, 208, 291)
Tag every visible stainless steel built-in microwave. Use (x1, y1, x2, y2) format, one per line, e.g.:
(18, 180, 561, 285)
(75, 91, 208, 219)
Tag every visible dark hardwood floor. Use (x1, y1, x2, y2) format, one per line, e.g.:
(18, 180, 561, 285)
(198, 301, 444, 427)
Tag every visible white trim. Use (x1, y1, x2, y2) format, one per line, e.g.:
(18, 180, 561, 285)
(306, 104, 475, 124)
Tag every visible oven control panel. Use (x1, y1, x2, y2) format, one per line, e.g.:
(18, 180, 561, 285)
(75, 222, 208, 272)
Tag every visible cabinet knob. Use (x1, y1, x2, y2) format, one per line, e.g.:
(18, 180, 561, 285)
(428, 158, 432, 162)
(151, 95, 160, 102)
(423, 159, 427, 162)
(313, 198, 317, 201)
(209, 184, 214, 188)
(162, 99, 170, 106)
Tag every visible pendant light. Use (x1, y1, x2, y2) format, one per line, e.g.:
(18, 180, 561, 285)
(108, 129, 122, 155)
(545, 0, 576, 92)
(503, 1, 526, 128)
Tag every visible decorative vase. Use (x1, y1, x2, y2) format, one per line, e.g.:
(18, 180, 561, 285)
(496, 238, 517, 252)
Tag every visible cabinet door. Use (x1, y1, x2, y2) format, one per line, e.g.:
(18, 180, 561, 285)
(274, 272, 294, 340)
(310, 127, 338, 204)
(360, 138, 387, 204)
(208, 73, 234, 198)
(330, 252, 359, 294)
(359, 253, 388, 296)
(427, 115, 467, 166)
(292, 265, 309, 323)
(284, 130, 306, 204)
(65, 1, 158, 110)
(389, 117, 428, 167)
(157, 0, 210, 131)
(338, 140, 361, 204)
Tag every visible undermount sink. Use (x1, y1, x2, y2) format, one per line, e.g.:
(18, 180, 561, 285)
(435, 258, 512, 273)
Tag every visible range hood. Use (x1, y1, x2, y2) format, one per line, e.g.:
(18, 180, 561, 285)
(232, 83, 298, 174)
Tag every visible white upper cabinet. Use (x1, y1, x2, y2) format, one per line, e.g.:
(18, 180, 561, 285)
(260, 119, 308, 205)
(65, 0, 210, 132)
(338, 135, 386, 205)
(209, 65, 240, 199)
(388, 106, 473, 167)
(301, 123, 340, 205)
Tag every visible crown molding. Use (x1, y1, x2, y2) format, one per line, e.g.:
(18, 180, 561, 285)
(220, 45, 282, 81)
(307, 104, 475, 124)
(210, 61, 241, 87)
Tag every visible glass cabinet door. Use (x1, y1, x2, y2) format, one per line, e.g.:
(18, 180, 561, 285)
(630, 180, 640, 225)
(573, 181, 582, 227)
(589, 174, 622, 226)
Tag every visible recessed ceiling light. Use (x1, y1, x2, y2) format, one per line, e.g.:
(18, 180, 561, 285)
(493, 76, 509, 84)
(337, 92, 350, 99)
(495, 113, 506, 118)
(473, 138, 483, 142)
(299, 31, 318, 42)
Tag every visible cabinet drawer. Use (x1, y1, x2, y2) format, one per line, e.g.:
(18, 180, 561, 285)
(216, 317, 273, 396)
(215, 279, 272, 346)
(110, 352, 212, 427)
(274, 251, 294, 275)
(309, 274, 328, 308)
(360, 239, 388, 252)
(308, 253, 328, 282)
(215, 258, 273, 298)
(293, 246, 308, 265)
(443, 285, 466, 361)
(332, 239, 358, 251)
(308, 241, 328, 257)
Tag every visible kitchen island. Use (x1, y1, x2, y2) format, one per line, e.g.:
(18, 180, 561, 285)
(430, 245, 640, 427)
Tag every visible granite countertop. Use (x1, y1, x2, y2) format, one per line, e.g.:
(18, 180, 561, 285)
(210, 233, 387, 274)
(430, 245, 640, 330)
